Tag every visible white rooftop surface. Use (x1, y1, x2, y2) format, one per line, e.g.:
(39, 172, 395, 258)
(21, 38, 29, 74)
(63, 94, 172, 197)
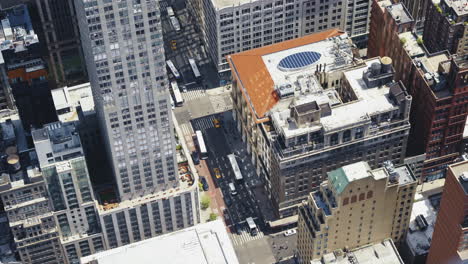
(320, 59, 398, 131)
(262, 33, 353, 86)
(52, 83, 94, 122)
(406, 198, 437, 255)
(270, 57, 401, 137)
(212, 0, 253, 10)
(311, 239, 403, 264)
(342, 161, 376, 182)
(80, 220, 239, 264)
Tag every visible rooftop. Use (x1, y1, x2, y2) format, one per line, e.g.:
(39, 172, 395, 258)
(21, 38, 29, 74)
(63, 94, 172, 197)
(211, 0, 256, 10)
(451, 160, 468, 194)
(0, 4, 38, 54)
(311, 239, 404, 264)
(440, 0, 468, 17)
(269, 57, 409, 142)
(51, 83, 95, 123)
(386, 3, 413, 24)
(228, 29, 347, 120)
(328, 161, 415, 194)
(406, 198, 438, 256)
(80, 220, 239, 264)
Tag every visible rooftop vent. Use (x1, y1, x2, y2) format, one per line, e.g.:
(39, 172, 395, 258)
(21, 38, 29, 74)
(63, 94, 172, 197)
(276, 84, 295, 98)
(460, 172, 468, 182)
(383, 160, 399, 183)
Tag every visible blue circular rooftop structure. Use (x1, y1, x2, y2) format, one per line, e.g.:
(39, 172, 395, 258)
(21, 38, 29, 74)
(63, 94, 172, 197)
(278, 51, 322, 71)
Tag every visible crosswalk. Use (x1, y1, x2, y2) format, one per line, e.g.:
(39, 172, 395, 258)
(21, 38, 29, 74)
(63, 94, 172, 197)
(182, 87, 207, 102)
(229, 227, 265, 247)
(191, 115, 218, 132)
(179, 123, 194, 137)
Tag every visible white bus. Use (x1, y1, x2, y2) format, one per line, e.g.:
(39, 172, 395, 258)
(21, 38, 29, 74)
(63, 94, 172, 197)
(170, 16, 181, 32)
(188, 58, 201, 79)
(166, 6, 175, 17)
(227, 154, 243, 182)
(166, 60, 180, 79)
(246, 217, 258, 236)
(195, 130, 208, 159)
(171, 81, 183, 106)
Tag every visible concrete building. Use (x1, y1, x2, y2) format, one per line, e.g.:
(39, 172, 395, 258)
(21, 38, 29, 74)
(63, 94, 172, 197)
(32, 0, 87, 86)
(80, 220, 239, 264)
(395, 0, 429, 31)
(400, 189, 440, 264)
(192, 0, 372, 75)
(229, 30, 412, 219)
(426, 160, 468, 264)
(310, 239, 404, 264)
(32, 122, 104, 264)
(0, 4, 57, 130)
(0, 113, 66, 264)
(296, 161, 417, 262)
(50, 83, 109, 185)
(74, 0, 178, 201)
(423, 0, 467, 57)
(368, 0, 468, 182)
(74, 0, 200, 246)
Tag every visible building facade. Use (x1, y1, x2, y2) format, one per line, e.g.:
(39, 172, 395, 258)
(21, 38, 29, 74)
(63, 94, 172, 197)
(32, 122, 104, 264)
(33, 0, 87, 86)
(426, 160, 468, 264)
(74, 0, 179, 201)
(297, 161, 417, 263)
(423, 0, 467, 57)
(229, 30, 412, 219)
(368, 0, 468, 182)
(193, 0, 371, 75)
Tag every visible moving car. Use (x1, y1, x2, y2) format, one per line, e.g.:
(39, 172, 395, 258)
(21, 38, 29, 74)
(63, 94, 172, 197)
(213, 118, 221, 128)
(283, 229, 297, 237)
(229, 183, 237, 195)
(213, 168, 221, 179)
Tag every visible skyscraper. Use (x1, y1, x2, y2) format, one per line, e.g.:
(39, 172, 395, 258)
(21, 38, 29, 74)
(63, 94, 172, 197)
(74, 0, 178, 201)
(73, 0, 200, 249)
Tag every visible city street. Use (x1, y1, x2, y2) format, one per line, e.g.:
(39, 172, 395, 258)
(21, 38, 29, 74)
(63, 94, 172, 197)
(160, 0, 220, 89)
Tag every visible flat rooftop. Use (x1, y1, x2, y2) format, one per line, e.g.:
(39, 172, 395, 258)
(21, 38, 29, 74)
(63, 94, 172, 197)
(442, 0, 468, 16)
(406, 198, 438, 256)
(212, 0, 252, 9)
(386, 3, 413, 24)
(328, 161, 414, 194)
(80, 220, 239, 264)
(52, 82, 95, 123)
(450, 160, 468, 194)
(311, 239, 404, 264)
(229, 29, 347, 120)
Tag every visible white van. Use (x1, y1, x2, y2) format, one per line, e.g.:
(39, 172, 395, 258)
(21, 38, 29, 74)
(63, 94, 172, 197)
(229, 183, 237, 195)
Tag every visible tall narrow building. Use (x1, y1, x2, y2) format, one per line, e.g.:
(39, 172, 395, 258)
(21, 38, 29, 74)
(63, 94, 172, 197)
(73, 0, 200, 249)
(426, 160, 468, 264)
(297, 161, 417, 263)
(74, 0, 178, 201)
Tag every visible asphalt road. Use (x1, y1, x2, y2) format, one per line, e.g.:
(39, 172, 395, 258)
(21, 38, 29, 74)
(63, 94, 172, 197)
(191, 113, 265, 232)
(160, 0, 219, 89)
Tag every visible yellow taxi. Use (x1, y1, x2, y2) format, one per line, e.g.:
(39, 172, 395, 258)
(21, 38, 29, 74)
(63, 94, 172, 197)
(213, 118, 221, 128)
(213, 168, 222, 179)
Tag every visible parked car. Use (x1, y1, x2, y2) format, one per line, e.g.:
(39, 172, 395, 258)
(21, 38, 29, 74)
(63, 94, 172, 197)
(283, 229, 297, 237)
(224, 195, 232, 206)
(200, 177, 209, 191)
(191, 151, 200, 165)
